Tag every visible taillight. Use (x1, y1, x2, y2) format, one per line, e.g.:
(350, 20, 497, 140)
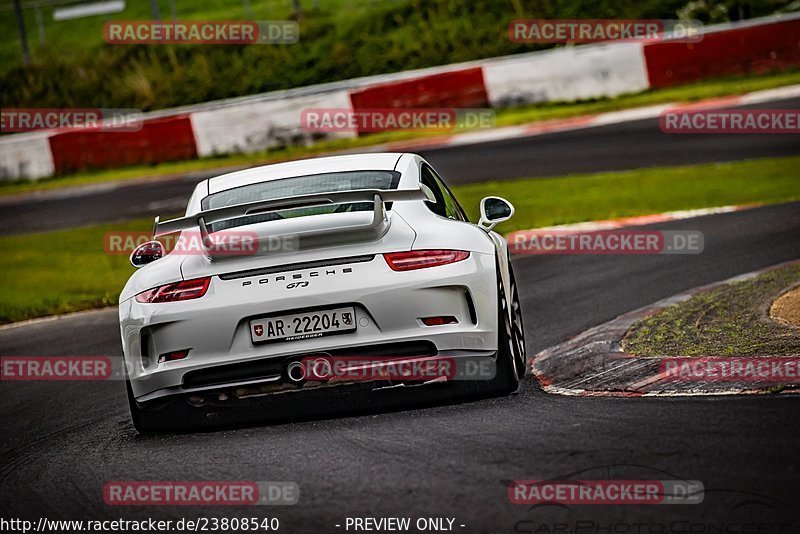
(383, 250, 470, 271)
(135, 277, 211, 303)
(421, 316, 458, 326)
(157, 349, 190, 364)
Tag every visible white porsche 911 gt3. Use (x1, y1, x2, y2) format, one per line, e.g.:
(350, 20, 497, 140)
(120, 152, 525, 431)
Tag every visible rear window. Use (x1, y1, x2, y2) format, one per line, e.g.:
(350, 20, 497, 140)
(202, 170, 401, 231)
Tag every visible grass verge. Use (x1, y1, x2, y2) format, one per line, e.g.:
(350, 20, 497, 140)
(1, 70, 798, 198)
(0, 219, 145, 325)
(454, 156, 800, 233)
(622, 264, 800, 356)
(1, 156, 799, 324)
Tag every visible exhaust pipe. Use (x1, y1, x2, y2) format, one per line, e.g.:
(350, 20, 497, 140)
(285, 353, 334, 384)
(285, 361, 306, 384)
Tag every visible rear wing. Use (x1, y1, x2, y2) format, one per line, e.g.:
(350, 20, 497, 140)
(152, 186, 435, 247)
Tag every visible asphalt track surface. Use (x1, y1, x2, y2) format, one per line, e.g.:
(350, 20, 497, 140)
(1, 202, 799, 531)
(1, 97, 799, 236)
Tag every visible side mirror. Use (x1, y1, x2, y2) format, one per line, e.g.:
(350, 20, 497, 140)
(419, 183, 437, 203)
(478, 196, 514, 231)
(130, 240, 165, 268)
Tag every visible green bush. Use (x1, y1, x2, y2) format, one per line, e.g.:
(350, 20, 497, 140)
(1, 0, 795, 110)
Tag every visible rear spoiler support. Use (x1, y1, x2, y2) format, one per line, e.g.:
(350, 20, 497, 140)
(152, 186, 435, 244)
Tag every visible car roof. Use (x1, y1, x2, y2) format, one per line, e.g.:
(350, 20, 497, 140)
(206, 152, 406, 195)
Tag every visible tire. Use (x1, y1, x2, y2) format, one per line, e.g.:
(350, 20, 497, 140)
(125, 375, 160, 433)
(125, 371, 192, 433)
(493, 260, 522, 393)
(508, 264, 528, 379)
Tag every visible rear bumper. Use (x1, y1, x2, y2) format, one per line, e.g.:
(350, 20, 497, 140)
(134, 348, 498, 405)
(121, 252, 499, 401)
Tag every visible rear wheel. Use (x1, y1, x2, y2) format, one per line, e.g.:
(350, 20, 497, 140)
(493, 261, 522, 393)
(509, 264, 527, 378)
(125, 375, 160, 433)
(125, 370, 194, 433)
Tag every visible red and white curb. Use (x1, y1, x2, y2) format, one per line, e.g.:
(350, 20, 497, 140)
(530, 259, 800, 397)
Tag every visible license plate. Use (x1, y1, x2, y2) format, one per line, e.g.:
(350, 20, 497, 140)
(250, 307, 356, 343)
